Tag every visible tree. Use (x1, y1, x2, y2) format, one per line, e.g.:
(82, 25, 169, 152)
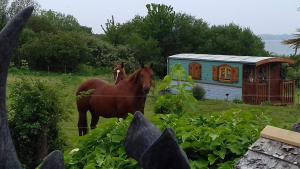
(101, 16, 123, 46)
(100, 4, 268, 77)
(0, 0, 8, 29)
(26, 10, 92, 34)
(143, 4, 176, 42)
(282, 29, 300, 56)
(7, 0, 40, 19)
(202, 24, 268, 56)
(127, 33, 161, 64)
(19, 31, 91, 72)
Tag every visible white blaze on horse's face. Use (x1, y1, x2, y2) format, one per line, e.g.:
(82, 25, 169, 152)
(115, 70, 120, 80)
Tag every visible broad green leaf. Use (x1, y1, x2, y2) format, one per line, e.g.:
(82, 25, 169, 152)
(111, 135, 123, 143)
(208, 154, 218, 165)
(209, 133, 219, 141)
(228, 144, 242, 155)
(213, 148, 226, 159)
(190, 160, 209, 169)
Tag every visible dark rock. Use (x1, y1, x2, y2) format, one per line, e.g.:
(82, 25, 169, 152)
(0, 6, 34, 169)
(293, 122, 300, 133)
(39, 150, 64, 169)
(125, 111, 190, 169)
(124, 111, 161, 161)
(140, 128, 190, 169)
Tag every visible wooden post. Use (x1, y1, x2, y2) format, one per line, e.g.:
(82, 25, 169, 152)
(268, 64, 271, 102)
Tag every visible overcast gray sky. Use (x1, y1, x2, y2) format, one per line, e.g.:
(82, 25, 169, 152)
(37, 0, 300, 35)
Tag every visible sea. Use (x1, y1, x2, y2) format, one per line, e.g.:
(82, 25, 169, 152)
(259, 34, 295, 56)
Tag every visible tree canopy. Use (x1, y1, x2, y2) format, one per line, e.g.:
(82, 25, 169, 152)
(5, 3, 269, 76)
(101, 3, 268, 76)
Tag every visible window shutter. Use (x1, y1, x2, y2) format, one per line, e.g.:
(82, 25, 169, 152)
(212, 66, 218, 81)
(189, 63, 201, 80)
(231, 67, 239, 83)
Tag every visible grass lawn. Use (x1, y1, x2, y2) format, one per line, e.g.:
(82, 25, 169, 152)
(7, 69, 300, 150)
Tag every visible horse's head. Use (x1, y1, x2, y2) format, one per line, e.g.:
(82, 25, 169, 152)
(135, 63, 154, 94)
(113, 62, 126, 84)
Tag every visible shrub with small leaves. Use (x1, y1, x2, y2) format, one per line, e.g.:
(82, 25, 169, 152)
(9, 78, 65, 169)
(192, 84, 205, 100)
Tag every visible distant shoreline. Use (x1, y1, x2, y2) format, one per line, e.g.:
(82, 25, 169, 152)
(259, 34, 294, 56)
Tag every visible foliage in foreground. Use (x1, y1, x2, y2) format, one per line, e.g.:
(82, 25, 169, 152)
(154, 64, 197, 115)
(9, 78, 65, 169)
(65, 117, 138, 169)
(65, 110, 269, 169)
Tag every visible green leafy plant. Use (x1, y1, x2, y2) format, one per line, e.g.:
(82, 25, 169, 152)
(154, 64, 197, 115)
(151, 110, 269, 169)
(65, 116, 139, 169)
(9, 78, 65, 169)
(65, 109, 269, 169)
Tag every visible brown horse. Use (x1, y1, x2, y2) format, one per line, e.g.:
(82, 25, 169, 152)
(113, 62, 127, 84)
(76, 64, 154, 136)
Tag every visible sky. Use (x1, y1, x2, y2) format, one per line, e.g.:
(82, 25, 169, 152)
(37, 0, 300, 35)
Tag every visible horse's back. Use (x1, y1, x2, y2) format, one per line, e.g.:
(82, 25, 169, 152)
(76, 79, 107, 95)
(76, 79, 110, 112)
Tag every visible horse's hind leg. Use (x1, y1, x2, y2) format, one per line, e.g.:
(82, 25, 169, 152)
(78, 110, 88, 136)
(90, 111, 99, 130)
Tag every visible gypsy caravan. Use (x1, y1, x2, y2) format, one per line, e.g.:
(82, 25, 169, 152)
(168, 54, 295, 105)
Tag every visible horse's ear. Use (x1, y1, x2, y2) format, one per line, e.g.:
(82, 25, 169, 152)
(121, 62, 124, 68)
(131, 70, 141, 84)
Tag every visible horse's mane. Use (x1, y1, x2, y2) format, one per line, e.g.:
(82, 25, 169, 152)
(127, 68, 142, 83)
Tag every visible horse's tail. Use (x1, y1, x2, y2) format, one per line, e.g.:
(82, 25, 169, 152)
(76, 80, 96, 136)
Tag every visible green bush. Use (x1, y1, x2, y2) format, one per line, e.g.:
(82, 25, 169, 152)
(9, 78, 65, 169)
(154, 64, 197, 115)
(192, 84, 205, 100)
(88, 39, 138, 73)
(154, 94, 183, 115)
